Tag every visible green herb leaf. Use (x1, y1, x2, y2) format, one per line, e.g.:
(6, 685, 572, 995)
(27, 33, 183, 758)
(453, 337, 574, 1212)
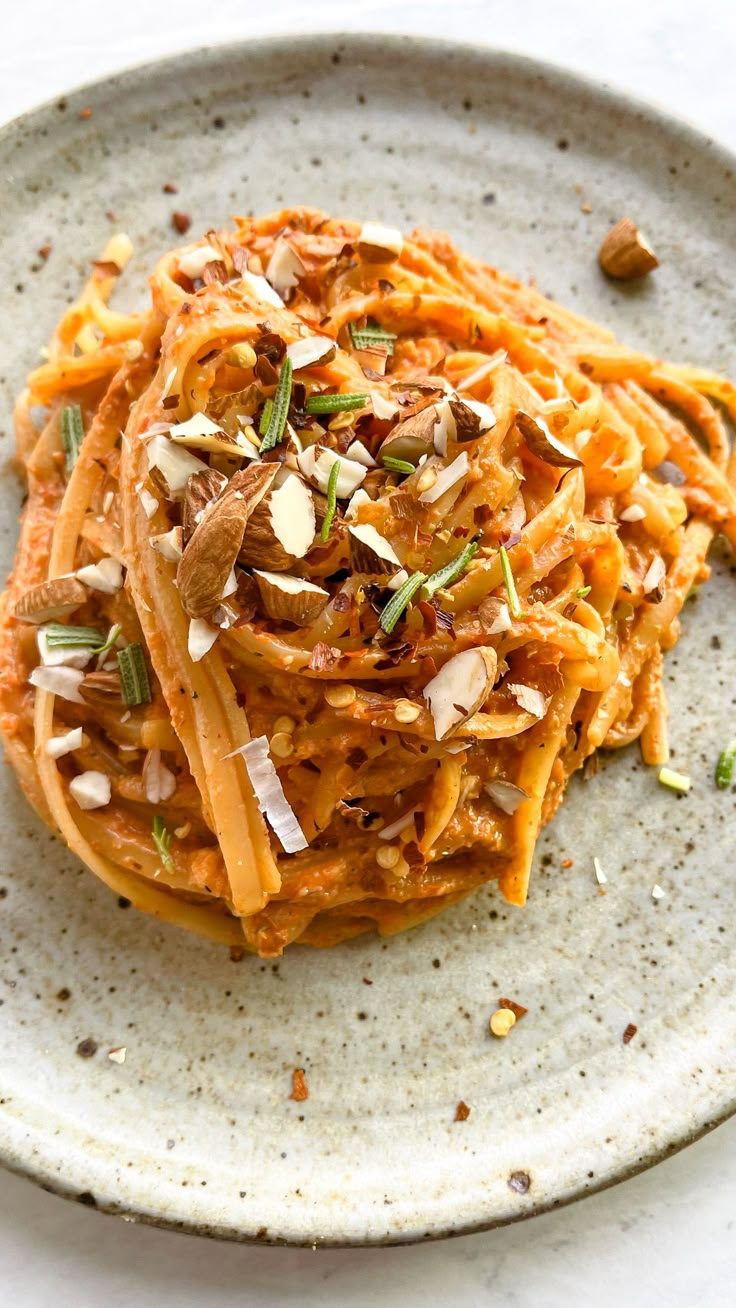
(349, 322, 397, 354)
(421, 540, 479, 601)
(715, 740, 736, 790)
(320, 459, 340, 542)
(499, 544, 521, 619)
(258, 398, 274, 436)
(152, 815, 173, 871)
(117, 642, 152, 706)
(260, 357, 293, 451)
(61, 404, 85, 473)
(305, 392, 370, 414)
(658, 766, 691, 794)
(379, 571, 428, 635)
(44, 622, 104, 649)
(381, 455, 416, 475)
(575, 585, 592, 599)
(93, 624, 123, 657)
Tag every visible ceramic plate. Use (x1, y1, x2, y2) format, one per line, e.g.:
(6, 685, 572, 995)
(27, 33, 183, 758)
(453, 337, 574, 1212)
(1, 34, 735, 1246)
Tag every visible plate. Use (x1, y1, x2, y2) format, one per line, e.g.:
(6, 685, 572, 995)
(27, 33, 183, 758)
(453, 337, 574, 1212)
(0, 34, 735, 1246)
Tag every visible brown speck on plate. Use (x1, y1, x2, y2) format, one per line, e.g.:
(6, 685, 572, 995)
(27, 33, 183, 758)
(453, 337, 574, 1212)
(290, 1068, 309, 1102)
(623, 1022, 638, 1045)
(454, 1101, 471, 1121)
(75, 1038, 98, 1059)
(508, 1170, 531, 1194)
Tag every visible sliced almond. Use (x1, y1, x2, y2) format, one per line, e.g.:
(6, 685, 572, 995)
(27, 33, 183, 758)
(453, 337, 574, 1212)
(150, 526, 184, 562)
(253, 570, 329, 625)
(484, 779, 530, 815)
(241, 269, 285, 309)
(238, 473, 316, 572)
(69, 770, 111, 811)
(188, 618, 218, 662)
(423, 647, 497, 740)
(479, 597, 512, 634)
(182, 468, 228, 543)
(168, 412, 251, 459)
(599, 217, 659, 280)
(419, 451, 470, 505)
(378, 406, 437, 465)
(76, 557, 123, 594)
(515, 412, 582, 468)
(14, 576, 87, 624)
(354, 345, 389, 376)
(178, 464, 277, 618)
(507, 682, 548, 718)
(345, 439, 376, 469)
(345, 488, 372, 521)
(29, 665, 85, 704)
(146, 434, 209, 498)
(265, 236, 306, 297)
(297, 445, 367, 498)
(348, 523, 402, 579)
(286, 336, 337, 370)
(79, 671, 123, 705)
(357, 222, 403, 263)
(432, 397, 496, 452)
(178, 243, 222, 280)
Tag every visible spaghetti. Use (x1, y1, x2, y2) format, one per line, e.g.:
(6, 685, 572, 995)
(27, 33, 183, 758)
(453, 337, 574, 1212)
(1, 208, 734, 955)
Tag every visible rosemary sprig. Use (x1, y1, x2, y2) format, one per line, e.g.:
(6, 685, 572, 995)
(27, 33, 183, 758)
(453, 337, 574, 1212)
(379, 571, 428, 635)
(421, 540, 479, 601)
(117, 642, 152, 706)
(499, 544, 521, 619)
(305, 392, 369, 414)
(61, 404, 84, 472)
(260, 357, 293, 451)
(320, 459, 341, 542)
(152, 815, 173, 871)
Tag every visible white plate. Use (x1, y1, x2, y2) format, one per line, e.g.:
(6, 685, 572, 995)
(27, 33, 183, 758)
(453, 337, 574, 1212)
(0, 34, 734, 1244)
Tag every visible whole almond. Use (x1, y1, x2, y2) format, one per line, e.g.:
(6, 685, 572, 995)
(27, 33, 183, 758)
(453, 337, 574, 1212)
(182, 468, 228, 544)
(79, 671, 123, 704)
(598, 217, 659, 280)
(177, 463, 278, 618)
(14, 576, 87, 624)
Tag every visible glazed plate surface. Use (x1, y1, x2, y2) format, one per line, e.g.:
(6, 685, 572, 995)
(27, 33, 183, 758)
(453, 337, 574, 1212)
(0, 34, 734, 1244)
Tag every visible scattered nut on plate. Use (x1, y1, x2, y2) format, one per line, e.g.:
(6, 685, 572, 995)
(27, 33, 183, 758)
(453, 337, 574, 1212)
(598, 217, 659, 280)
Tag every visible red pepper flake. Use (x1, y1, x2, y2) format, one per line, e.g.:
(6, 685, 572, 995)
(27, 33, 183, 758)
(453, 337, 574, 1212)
(79, 106, 92, 120)
(202, 260, 228, 285)
(163, 182, 179, 194)
(172, 211, 192, 235)
(162, 394, 180, 410)
(105, 209, 117, 223)
(561, 857, 574, 869)
(362, 977, 373, 986)
(499, 997, 528, 1021)
(454, 1100, 471, 1122)
(346, 746, 368, 770)
(622, 1022, 638, 1045)
(290, 1068, 309, 1101)
(38, 244, 52, 262)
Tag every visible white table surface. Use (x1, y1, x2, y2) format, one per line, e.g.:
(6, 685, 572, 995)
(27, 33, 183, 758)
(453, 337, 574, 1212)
(2, 2, 735, 1304)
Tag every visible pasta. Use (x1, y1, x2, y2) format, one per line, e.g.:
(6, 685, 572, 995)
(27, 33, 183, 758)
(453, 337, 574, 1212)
(1, 207, 734, 956)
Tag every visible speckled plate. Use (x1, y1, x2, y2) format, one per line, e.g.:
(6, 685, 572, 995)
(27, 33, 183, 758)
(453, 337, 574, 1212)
(0, 34, 735, 1246)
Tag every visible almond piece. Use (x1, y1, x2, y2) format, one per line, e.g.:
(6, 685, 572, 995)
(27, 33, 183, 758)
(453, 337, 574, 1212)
(423, 646, 497, 739)
(238, 473, 316, 572)
(181, 468, 228, 544)
(348, 523, 402, 579)
(253, 570, 329, 625)
(598, 217, 659, 280)
(14, 576, 87, 624)
(286, 336, 337, 370)
(378, 406, 437, 465)
(79, 671, 123, 704)
(168, 412, 252, 459)
(515, 411, 582, 468)
(357, 222, 403, 263)
(265, 237, 306, 297)
(178, 464, 278, 618)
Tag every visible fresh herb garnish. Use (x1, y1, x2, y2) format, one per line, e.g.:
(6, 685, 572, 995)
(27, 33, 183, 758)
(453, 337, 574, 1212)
(260, 356, 293, 451)
(349, 322, 397, 354)
(320, 459, 340, 542)
(658, 766, 691, 794)
(379, 571, 428, 635)
(575, 585, 592, 599)
(715, 740, 736, 790)
(421, 540, 479, 601)
(258, 398, 274, 436)
(381, 455, 416, 475)
(499, 544, 521, 619)
(305, 392, 370, 414)
(152, 815, 173, 870)
(61, 404, 84, 473)
(117, 642, 152, 706)
(44, 621, 122, 654)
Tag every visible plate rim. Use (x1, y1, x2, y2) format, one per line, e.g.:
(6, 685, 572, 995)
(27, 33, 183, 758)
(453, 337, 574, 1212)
(1, 29, 735, 1246)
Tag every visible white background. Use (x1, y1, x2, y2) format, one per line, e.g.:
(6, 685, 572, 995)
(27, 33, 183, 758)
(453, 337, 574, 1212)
(2, 2, 735, 1304)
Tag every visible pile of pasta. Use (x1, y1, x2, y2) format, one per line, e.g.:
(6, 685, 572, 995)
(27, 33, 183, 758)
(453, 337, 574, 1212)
(1, 207, 734, 955)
